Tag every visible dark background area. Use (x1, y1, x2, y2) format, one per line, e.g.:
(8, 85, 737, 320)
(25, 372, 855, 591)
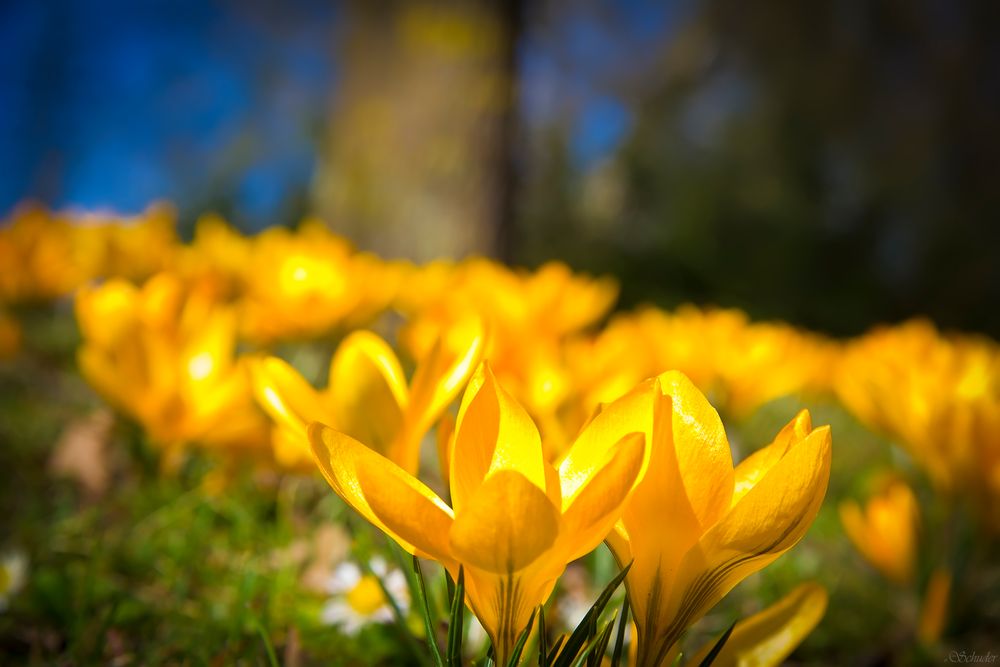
(2, 0, 998, 337)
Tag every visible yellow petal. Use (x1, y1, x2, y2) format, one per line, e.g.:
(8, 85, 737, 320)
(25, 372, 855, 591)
(450, 363, 547, 513)
(668, 426, 831, 632)
(558, 432, 645, 562)
(558, 379, 656, 502)
(308, 422, 454, 562)
(733, 411, 812, 505)
(688, 582, 828, 667)
(461, 566, 560, 666)
(655, 371, 734, 531)
(407, 316, 485, 433)
(328, 331, 408, 463)
(449, 469, 559, 573)
(623, 389, 702, 562)
(249, 356, 326, 436)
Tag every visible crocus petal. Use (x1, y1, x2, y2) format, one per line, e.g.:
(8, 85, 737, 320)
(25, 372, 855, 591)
(558, 432, 645, 562)
(558, 379, 656, 501)
(182, 312, 235, 385)
(461, 565, 560, 666)
(309, 422, 454, 563)
(665, 426, 831, 634)
(732, 410, 812, 505)
(407, 316, 485, 434)
(605, 522, 632, 567)
(449, 469, 559, 574)
(450, 363, 547, 512)
(328, 331, 408, 462)
(249, 356, 327, 436)
(655, 371, 735, 531)
(621, 390, 707, 639)
(688, 582, 828, 667)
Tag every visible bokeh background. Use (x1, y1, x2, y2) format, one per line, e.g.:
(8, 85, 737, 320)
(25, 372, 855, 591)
(4, 0, 998, 337)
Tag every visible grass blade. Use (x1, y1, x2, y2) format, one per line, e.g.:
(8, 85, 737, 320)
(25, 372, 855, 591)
(587, 613, 618, 667)
(698, 621, 737, 667)
(538, 605, 548, 667)
(552, 561, 632, 667)
(250, 616, 279, 667)
(446, 566, 466, 666)
(413, 555, 446, 667)
(546, 635, 565, 666)
(506, 607, 537, 667)
(609, 592, 629, 667)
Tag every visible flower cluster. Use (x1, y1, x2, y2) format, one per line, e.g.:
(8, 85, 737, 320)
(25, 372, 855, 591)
(3, 203, 998, 662)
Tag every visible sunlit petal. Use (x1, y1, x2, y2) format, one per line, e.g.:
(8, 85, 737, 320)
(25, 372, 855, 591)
(328, 331, 408, 461)
(688, 582, 828, 667)
(449, 469, 559, 574)
(450, 363, 546, 512)
(309, 422, 454, 562)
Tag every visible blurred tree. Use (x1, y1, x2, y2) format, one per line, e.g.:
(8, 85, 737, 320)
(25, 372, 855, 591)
(516, 0, 1000, 337)
(313, 0, 522, 261)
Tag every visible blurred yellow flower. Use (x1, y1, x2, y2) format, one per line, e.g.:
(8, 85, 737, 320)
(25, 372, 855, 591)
(917, 567, 951, 645)
(172, 213, 255, 302)
(0, 204, 178, 304)
(250, 319, 484, 473)
(566, 306, 838, 425)
(309, 363, 646, 664)
(398, 258, 617, 450)
(238, 221, 405, 343)
(840, 478, 919, 585)
(837, 320, 1000, 532)
(76, 273, 268, 459)
(595, 372, 831, 666)
(688, 582, 828, 667)
(0, 206, 88, 302)
(71, 203, 178, 282)
(0, 311, 21, 360)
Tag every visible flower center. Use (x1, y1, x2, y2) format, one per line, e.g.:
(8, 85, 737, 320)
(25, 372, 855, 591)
(346, 575, 386, 615)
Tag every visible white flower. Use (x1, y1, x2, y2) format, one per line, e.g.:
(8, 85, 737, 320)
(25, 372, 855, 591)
(0, 551, 27, 613)
(321, 556, 409, 635)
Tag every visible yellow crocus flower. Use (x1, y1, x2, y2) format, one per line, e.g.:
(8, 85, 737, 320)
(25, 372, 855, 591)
(250, 319, 484, 473)
(836, 320, 1000, 532)
(238, 221, 405, 343)
(688, 582, 828, 667)
(839, 478, 919, 585)
(0, 206, 88, 302)
(308, 363, 646, 664)
(591, 372, 831, 667)
(396, 258, 617, 447)
(567, 306, 838, 423)
(76, 273, 268, 458)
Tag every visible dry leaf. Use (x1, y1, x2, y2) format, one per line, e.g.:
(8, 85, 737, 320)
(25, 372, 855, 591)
(49, 410, 113, 497)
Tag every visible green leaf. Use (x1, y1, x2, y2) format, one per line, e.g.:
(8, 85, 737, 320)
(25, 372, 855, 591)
(413, 555, 446, 667)
(447, 566, 466, 667)
(698, 621, 737, 667)
(586, 614, 618, 667)
(506, 606, 538, 667)
(551, 561, 632, 667)
(249, 615, 279, 667)
(609, 591, 630, 667)
(538, 605, 548, 667)
(546, 635, 566, 666)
